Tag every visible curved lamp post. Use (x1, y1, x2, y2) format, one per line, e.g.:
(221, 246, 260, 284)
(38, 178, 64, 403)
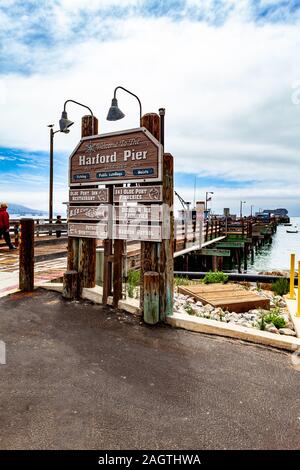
(59, 99, 93, 133)
(49, 99, 94, 229)
(106, 86, 142, 124)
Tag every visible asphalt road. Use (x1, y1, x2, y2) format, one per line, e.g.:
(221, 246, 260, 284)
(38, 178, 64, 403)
(0, 289, 299, 450)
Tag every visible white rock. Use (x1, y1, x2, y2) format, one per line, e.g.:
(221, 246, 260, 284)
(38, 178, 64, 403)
(266, 325, 280, 334)
(196, 301, 203, 307)
(204, 304, 214, 313)
(278, 328, 296, 336)
(248, 309, 261, 315)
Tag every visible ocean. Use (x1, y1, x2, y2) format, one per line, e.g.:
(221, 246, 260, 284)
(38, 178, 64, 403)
(249, 217, 300, 272)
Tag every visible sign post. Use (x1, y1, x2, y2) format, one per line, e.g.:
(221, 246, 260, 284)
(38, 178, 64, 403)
(65, 110, 174, 323)
(66, 114, 99, 292)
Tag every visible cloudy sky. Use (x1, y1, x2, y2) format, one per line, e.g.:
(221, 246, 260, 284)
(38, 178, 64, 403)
(0, 0, 300, 216)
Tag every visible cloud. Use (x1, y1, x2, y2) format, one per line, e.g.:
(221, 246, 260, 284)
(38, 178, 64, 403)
(0, 1, 300, 214)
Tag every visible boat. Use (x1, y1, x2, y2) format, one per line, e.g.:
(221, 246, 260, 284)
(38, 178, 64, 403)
(284, 223, 292, 226)
(286, 229, 298, 233)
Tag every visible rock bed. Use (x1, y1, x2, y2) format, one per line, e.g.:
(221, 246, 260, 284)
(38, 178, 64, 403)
(174, 287, 296, 337)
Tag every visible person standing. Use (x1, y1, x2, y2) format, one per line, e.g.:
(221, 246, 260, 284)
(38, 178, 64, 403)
(0, 203, 16, 250)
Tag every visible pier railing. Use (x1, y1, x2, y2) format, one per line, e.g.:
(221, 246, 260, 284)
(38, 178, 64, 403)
(4, 219, 68, 247)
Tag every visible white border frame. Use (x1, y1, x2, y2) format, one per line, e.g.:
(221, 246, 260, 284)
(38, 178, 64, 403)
(69, 127, 162, 187)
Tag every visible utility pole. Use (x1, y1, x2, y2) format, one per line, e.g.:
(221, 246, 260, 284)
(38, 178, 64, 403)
(240, 200, 246, 219)
(49, 126, 54, 225)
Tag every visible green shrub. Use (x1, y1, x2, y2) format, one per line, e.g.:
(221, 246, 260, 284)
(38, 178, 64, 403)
(258, 315, 266, 330)
(185, 303, 195, 315)
(127, 269, 140, 298)
(264, 311, 286, 329)
(174, 276, 191, 287)
(271, 278, 289, 296)
(203, 271, 228, 284)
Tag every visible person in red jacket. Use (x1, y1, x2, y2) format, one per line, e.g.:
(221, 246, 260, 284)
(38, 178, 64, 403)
(0, 203, 16, 250)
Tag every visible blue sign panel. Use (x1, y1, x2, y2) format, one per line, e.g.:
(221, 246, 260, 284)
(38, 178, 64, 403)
(133, 168, 154, 176)
(73, 173, 90, 181)
(96, 170, 126, 179)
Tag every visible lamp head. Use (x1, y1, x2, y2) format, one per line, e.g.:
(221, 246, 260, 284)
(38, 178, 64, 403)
(59, 110, 74, 133)
(106, 97, 125, 121)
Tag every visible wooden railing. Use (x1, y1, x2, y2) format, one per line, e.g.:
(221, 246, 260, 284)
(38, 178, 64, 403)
(174, 219, 222, 252)
(4, 219, 68, 246)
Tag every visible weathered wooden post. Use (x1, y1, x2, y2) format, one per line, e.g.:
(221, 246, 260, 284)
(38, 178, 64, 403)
(66, 115, 98, 298)
(212, 255, 218, 272)
(78, 115, 98, 288)
(112, 184, 125, 308)
(102, 187, 113, 305)
(159, 152, 174, 320)
(113, 238, 124, 308)
(205, 220, 209, 241)
(62, 270, 82, 300)
(139, 112, 174, 322)
(144, 271, 160, 324)
(140, 113, 160, 313)
(19, 218, 34, 292)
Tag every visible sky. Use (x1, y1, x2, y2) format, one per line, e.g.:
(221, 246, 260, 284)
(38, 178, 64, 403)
(0, 0, 300, 216)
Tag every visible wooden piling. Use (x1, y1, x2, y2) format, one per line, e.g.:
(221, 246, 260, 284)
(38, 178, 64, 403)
(102, 187, 113, 305)
(62, 270, 82, 300)
(77, 115, 98, 288)
(66, 115, 98, 295)
(113, 238, 124, 308)
(19, 218, 34, 292)
(140, 113, 160, 312)
(159, 152, 174, 320)
(144, 271, 159, 325)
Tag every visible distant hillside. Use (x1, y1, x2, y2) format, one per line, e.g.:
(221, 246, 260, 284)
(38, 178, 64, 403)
(6, 203, 47, 216)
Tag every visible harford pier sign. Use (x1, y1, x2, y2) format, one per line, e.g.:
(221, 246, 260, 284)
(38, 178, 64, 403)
(69, 127, 162, 186)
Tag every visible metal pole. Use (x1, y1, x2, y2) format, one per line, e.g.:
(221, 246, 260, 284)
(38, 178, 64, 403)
(289, 253, 295, 299)
(49, 127, 54, 234)
(159, 108, 165, 150)
(297, 261, 300, 317)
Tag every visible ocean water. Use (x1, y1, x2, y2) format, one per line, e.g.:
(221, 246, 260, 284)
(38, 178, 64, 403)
(249, 217, 300, 273)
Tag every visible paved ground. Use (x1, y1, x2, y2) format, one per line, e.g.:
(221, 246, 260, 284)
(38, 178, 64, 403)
(0, 241, 67, 271)
(0, 289, 300, 450)
(0, 258, 67, 297)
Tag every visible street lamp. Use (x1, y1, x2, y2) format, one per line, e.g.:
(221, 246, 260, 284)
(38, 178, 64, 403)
(59, 99, 93, 133)
(106, 86, 142, 124)
(47, 124, 62, 227)
(49, 99, 94, 226)
(240, 200, 246, 219)
(205, 192, 214, 211)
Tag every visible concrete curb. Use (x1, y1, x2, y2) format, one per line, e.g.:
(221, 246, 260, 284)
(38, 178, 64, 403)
(39, 282, 140, 315)
(285, 292, 300, 338)
(38, 283, 300, 351)
(166, 312, 300, 352)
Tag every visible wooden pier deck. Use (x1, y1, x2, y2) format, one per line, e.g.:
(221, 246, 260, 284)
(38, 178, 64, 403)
(178, 283, 270, 313)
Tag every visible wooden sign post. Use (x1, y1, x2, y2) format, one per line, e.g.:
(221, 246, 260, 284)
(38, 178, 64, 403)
(65, 110, 174, 324)
(19, 218, 34, 292)
(65, 114, 99, 298)
(140, 113, 174, 323)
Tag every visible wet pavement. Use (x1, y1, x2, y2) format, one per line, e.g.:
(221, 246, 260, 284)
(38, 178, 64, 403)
(0, 289, 300, 450)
